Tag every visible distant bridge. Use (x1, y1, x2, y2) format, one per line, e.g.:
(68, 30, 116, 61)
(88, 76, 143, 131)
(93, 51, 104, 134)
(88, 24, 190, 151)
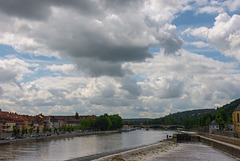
(129, 124, 185, 129)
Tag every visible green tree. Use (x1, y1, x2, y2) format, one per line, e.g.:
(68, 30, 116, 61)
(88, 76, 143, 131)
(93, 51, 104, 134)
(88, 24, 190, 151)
(95, 114, 112, 131)
(215, 113, 225, 130)
(13, 128, 19, 136)
(109, 114, 123, 130)
(198, 114, 212, 127)
(29, 128, 33, 134)
(81, 117, 96, 129)
(43, 127, 47, 134)
(37, 127, 40, 134)
(183, 117, 196, 130)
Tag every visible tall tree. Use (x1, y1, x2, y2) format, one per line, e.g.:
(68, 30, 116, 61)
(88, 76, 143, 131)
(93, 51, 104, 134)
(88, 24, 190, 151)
(75, 112, 79, 119)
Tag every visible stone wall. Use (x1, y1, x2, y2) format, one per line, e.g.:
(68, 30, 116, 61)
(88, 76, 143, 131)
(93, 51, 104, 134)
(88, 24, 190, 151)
(198, 132, 240, 146)
(200, 135, 240, 158)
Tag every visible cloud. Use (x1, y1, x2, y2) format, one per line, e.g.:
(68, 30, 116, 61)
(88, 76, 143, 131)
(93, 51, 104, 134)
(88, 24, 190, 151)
(194, 0, 240, 15)
(0, 0, 188, 77)
(1, 50, 240, 117)
(0, 86, 3, 96)
(185, 13, 240, 61)
(120, 77, 142, 97)
(0, 0, 51, 20)
(46, 64, 76, 75)
(187, 41, 209, 48)
(0, 58, 32, 88)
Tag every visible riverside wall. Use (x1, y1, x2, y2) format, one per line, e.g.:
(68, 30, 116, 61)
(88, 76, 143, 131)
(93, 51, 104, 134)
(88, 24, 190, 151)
(198, 132, 240, 146)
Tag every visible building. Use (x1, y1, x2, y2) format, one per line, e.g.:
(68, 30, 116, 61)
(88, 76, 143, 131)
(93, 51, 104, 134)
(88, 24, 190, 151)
(232, 104, 240, 133)
(209, 120, 219, 134)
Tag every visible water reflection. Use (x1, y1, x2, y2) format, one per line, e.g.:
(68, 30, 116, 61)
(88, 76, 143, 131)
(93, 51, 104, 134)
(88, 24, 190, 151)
(0, 129, 174, 161)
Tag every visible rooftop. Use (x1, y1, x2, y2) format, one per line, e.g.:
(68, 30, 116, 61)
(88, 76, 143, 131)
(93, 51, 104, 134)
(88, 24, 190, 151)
(234, 104, 240, 111)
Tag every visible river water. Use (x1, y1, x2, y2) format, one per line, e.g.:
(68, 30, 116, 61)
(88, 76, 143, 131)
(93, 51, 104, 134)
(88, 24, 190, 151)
(0, 129, 174, 161)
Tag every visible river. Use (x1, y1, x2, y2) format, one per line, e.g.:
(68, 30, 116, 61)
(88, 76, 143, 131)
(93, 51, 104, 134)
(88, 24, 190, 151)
(0, 129, 174, 161)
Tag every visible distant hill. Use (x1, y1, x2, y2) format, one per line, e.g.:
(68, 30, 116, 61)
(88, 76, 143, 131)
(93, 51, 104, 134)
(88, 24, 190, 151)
(211, 98, 240, 118)
(124, 98, 240, 127)
(166, 108, 215, 122)
(157, 98, 240, 122)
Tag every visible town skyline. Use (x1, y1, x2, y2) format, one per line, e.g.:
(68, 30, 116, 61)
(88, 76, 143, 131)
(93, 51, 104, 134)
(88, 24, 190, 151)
(0, 0, 240, 118)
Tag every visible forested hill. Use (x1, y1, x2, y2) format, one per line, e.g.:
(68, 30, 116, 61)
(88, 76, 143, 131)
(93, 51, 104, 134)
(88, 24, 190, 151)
(212, 98, 240, 118)
(167, 108, 215, 121)
(149, 98, 240, 129)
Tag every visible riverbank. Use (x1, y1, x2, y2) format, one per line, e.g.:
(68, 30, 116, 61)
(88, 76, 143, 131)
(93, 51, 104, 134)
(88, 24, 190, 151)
(94, 142, 239, 161)
(0, 130, 120, 145)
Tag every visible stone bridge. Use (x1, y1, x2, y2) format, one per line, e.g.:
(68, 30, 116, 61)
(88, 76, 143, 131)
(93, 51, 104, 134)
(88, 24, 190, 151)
(130, 124, 185, 129)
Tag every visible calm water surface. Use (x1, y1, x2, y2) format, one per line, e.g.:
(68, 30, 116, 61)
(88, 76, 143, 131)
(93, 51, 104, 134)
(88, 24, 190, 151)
(0, 129, 174, 161)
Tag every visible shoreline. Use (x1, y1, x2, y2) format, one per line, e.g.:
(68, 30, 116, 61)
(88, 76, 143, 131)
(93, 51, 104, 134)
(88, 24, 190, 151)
(0, 130, 121, 145)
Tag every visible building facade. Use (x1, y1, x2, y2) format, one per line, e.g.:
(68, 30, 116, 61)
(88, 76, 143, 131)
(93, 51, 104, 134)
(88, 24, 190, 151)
(209, 120, 219, 134)
(232, 104, 240, 133)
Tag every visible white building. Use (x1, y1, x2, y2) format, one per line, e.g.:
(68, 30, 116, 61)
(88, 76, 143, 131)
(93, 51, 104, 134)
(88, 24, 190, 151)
(209, 120, 219, 134)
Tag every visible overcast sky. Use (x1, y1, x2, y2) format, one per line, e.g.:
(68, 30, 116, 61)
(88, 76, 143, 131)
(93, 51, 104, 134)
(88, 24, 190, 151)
(0, 0, 240, 118)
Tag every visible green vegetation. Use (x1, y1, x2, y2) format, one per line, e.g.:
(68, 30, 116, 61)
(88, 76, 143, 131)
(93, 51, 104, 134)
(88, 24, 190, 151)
(94, 114, 123, 131)
(57, 113, 123, 132)
(147, 98, 240, 130)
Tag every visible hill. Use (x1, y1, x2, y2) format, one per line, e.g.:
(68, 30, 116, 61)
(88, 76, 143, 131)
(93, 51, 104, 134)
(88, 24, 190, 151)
(150, 98, 240, 129)
(211, 98, 240, 118)
(167, 108, 215, 121)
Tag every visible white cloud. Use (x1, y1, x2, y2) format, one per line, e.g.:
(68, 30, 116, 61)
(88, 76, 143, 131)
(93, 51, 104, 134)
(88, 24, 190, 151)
(185, 13, 240, 61)
(1, 1, 240, 118)
(187, 41, 209, 48)
(0, 0, 190, 77)
(45, 64, 76, 75)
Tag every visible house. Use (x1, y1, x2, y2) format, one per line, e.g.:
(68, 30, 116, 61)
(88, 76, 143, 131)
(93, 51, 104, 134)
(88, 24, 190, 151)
(11, 112, 25, 133)
(0, 111, 16, 133)
(209, 120, 219, 134)
(232, 104, 240, 133)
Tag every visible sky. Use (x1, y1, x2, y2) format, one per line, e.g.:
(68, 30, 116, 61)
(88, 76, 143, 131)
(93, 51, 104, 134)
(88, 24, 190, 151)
(0, 0, 240, 118)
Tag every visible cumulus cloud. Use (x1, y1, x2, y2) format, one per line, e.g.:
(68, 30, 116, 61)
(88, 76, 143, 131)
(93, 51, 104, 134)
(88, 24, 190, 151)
(0, 0, 187, 77)
(120, 77, 142, 97)
(0, 58, 32, 88)
(1, 50, 240, 117)
(46, 64, 76, 75)
(194, 0, 240, 14)
(185, 13, 240, 61)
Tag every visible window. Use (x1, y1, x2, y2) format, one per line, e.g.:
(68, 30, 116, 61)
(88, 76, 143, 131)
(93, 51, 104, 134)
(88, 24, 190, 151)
(238, 113, 240, 123)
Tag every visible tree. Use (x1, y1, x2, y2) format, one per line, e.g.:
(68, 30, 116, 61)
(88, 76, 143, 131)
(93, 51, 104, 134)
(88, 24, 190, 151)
(37, 127, 40, 134)
(81, 117, 96, 130)
(183, 117, 196, 130)
(43, 127, 47, 134)
(198, 114, 212, 127)
(215, 113, 225, 130)
(13, 128, 19, 136)
(95, 114, 112, 131)
(75, 112, 79, 119)
(29, 128, 33, 134)
(109, 114, 123, 130)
